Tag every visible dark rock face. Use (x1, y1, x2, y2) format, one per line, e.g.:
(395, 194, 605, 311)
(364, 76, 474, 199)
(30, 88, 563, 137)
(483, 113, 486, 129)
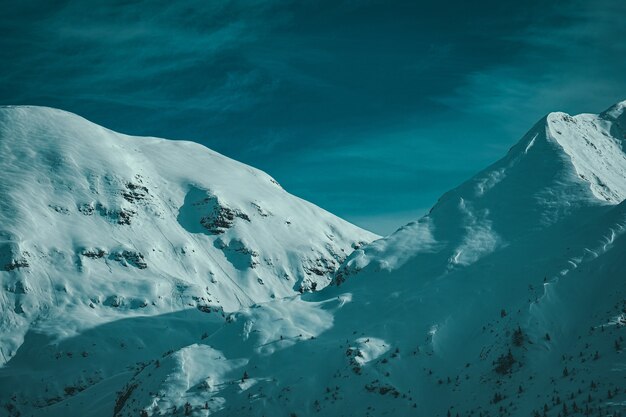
(48, 204, 70, 215)
(250, 202, 271, 217)
(104, 295, 124, 307)
(3, 258, 29, 272)
(112, 250, 147, 269)
(178, 186, 250, 235)
(76, 175, 150, 225)
(78, 202, 95, 215)
(81, 248, 107, 259)
(200, 202, 250, 235)
(303, 257, 338, 277)
(0, 239, 29, 272)
(116, 208, 136, 225)
(78, 201, 137, 225)
(121, 182, 149, 204)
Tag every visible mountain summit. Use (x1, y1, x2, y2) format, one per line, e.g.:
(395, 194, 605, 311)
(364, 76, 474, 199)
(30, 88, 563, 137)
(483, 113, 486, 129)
(1, 102, 625, 417)
(336, 100, 626, 279)
(0, 105, 376, 363)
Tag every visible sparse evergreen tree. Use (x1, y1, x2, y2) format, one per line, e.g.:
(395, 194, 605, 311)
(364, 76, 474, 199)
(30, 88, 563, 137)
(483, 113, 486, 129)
(513, 326, 524, 346)
(494, 350, 516, 375)
(492, 392, 504, 403)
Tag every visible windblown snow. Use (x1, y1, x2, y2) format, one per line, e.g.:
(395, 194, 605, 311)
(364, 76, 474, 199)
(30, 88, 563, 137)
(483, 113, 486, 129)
(1, 102, 626, 417)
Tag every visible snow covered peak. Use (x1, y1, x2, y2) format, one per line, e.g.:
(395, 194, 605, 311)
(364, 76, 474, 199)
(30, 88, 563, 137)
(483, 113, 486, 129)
(336, 101, 626, 281)
(543, 109, 626, 203)
(316, 104, 626, 416)
(2, 103, 626, 417)
(0, 105, 376, 363)
(600, 99, 626, 123)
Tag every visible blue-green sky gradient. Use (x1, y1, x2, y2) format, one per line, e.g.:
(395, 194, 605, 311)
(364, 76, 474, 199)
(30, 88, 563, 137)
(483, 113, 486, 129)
(2, 0, 625, 234)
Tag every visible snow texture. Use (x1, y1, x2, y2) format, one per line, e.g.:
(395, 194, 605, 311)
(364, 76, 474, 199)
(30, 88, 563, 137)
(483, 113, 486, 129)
(1, 102, 626, 417)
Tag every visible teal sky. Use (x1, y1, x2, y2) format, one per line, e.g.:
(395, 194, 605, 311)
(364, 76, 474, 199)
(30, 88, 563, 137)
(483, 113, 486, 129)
(2, 0, 625, 234)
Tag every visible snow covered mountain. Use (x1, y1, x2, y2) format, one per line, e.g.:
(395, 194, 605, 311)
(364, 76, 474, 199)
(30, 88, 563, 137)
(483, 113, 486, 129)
(1, 102, 626, 417)
(0, 105, 376, 399)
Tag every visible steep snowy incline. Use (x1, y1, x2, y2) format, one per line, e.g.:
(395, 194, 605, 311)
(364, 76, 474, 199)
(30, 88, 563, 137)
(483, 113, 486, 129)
(2, 102, 626, 417)
(288, 101, 626, 417)
(0, 106, 377, 365)
(102, 101, 626, 417)
(336, 101, 626, 279)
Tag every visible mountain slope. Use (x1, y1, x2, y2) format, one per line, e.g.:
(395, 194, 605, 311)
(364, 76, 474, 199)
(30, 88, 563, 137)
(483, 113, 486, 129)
(175, 101, 625, 417)
(336, 101, 626, 280)
(1, 102, 626, 417)
(0, 105, 376, 366)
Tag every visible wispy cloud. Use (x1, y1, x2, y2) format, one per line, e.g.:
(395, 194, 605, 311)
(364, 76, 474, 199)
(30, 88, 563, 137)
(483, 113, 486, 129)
(2, 0, 624, 235)
(440, 0, 626, 133)
(0, 0, 291, 113)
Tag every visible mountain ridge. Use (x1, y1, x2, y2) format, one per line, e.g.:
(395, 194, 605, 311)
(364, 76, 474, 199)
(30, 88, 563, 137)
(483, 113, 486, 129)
(334, 102, 626, 282)
(1, 102, 625, 417)
(0, 105, 377, 366)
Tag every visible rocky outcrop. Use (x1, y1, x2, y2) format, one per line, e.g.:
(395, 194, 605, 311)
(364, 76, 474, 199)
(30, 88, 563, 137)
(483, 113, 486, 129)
(112, 250, 147, 269)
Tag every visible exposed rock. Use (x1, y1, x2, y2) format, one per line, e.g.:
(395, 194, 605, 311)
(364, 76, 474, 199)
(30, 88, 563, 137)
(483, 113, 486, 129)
(121, 182, 149, 203)
(351, 241, 368, 250)
(112, 250, 147, 269)
(116, 208, 137, 225)
(80, 248, 107, 259)
(200, 202, 250, 234)
(78, 202, 95, 215)
(3, 257, 29, 272)
(48, 204, 70, 215)
(251, 201, 271, 217)
(82, 202, 137, 225)
(299, 277, 318, 293)
(104, 295, 124, 308)
(303, 256, 338, 277)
